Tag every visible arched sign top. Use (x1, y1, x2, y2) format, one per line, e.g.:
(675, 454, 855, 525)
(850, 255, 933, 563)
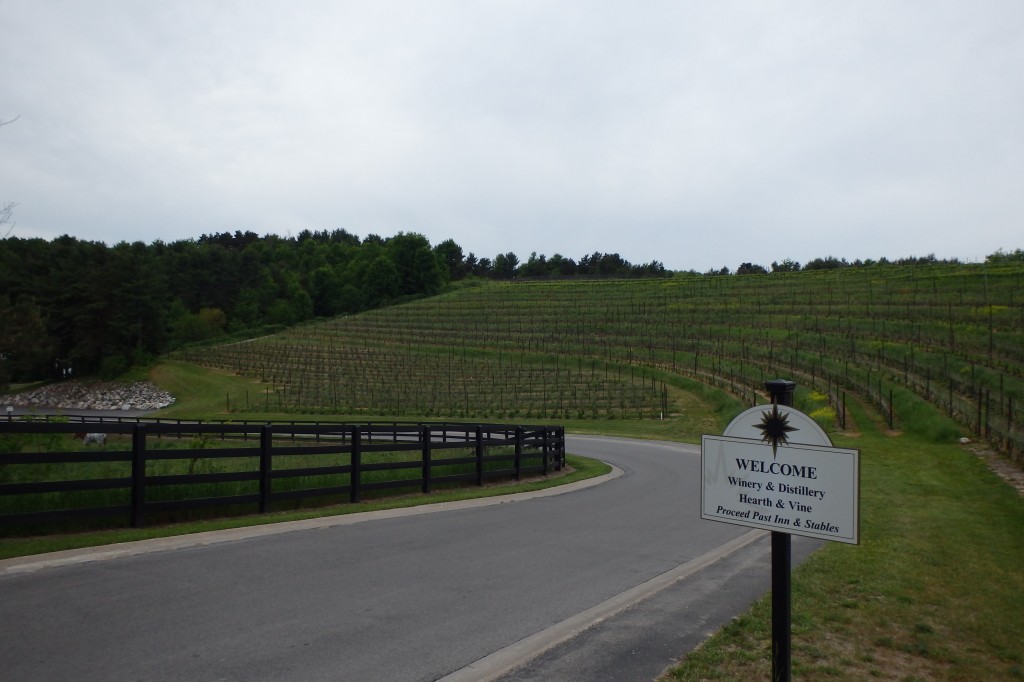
(723, 404, 833, 449)
(703, 403, 859, 545)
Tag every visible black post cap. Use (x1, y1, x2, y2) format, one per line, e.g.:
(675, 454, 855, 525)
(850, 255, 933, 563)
(764, 379, 796, 406)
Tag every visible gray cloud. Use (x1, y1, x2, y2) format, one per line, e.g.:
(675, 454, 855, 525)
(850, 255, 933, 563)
(2, 1, 1021, 270)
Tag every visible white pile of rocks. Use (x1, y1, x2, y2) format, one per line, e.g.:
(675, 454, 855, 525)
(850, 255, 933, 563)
(7, 381, 176, 411)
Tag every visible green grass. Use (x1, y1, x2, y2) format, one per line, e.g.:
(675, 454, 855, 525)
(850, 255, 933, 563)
(149, 360, 268, 417)
(662, 398, 1024, 681)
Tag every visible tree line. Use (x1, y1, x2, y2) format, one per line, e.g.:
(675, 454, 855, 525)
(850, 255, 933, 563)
(711, 252, 1015, 276)
(0, 229, 665, 387)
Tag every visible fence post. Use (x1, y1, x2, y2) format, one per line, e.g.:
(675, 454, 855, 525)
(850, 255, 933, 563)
(888, 388, 894, 429)
(985, 388, 991, 440)
(977, 388, 983, 437)
(475, 425, 484, 486)
(542, 427, 550, 476)
(131, 424, 146, 528)
(1009, 396, 1015, 459)
(351, 427, 362, 503)
(514, 426, 523, 481)
(422, 424, 432, 494)
(260, 425, 272, 514)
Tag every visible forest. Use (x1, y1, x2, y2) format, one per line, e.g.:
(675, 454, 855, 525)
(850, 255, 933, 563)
(0, 229, 665, 387)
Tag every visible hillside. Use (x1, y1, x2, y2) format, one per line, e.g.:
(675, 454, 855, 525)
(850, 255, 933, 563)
(0, 230, 666, 387)
(179, 261, 1024, 453)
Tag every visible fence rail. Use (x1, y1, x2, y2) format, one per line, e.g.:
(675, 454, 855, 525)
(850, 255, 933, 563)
(0, 420, 565, 531)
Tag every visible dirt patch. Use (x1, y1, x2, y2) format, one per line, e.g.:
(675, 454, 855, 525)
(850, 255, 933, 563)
(963, 440, 1024, 495)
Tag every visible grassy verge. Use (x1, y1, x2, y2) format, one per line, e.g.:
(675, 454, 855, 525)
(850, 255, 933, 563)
(662, 399, 1024, 681)
(148, 360, 268, 416)
(0, 454, 610, 560)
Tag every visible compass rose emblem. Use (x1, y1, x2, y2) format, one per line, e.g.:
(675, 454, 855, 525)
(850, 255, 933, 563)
(757, 403, 798, 458)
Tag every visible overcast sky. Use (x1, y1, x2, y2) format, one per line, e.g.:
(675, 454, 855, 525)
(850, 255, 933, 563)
(1, 1, 1021, 272)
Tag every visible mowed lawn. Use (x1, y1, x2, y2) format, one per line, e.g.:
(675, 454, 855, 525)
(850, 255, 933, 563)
(664, 399, 1024, 681)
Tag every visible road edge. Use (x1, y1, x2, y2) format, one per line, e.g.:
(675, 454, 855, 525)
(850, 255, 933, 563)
(439, 528, 767, 682)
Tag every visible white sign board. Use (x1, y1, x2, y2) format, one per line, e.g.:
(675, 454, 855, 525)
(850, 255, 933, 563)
(701, 405, 860, 544)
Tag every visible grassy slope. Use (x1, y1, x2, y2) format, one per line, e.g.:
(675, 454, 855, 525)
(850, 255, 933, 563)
(175, 263, 1024, 456)
(149, 360, 268, 418)
(664, 398, 1024, 681)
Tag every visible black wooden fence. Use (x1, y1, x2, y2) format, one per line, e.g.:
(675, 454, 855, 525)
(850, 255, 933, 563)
(0, 420, 565, 530)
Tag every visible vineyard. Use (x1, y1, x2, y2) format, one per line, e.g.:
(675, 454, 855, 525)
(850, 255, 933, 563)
(178, 261, 1024, 455)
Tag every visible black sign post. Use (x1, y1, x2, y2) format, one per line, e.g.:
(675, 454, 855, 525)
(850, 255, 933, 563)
(765, 379, 796, 682)
(702, 378, 860, 681)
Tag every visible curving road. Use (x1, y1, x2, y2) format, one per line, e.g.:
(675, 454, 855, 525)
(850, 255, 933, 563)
(0, 435, 815, 681)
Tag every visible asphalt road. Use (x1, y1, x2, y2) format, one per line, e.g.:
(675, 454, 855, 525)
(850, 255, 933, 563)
(0, 435, 816, 681)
